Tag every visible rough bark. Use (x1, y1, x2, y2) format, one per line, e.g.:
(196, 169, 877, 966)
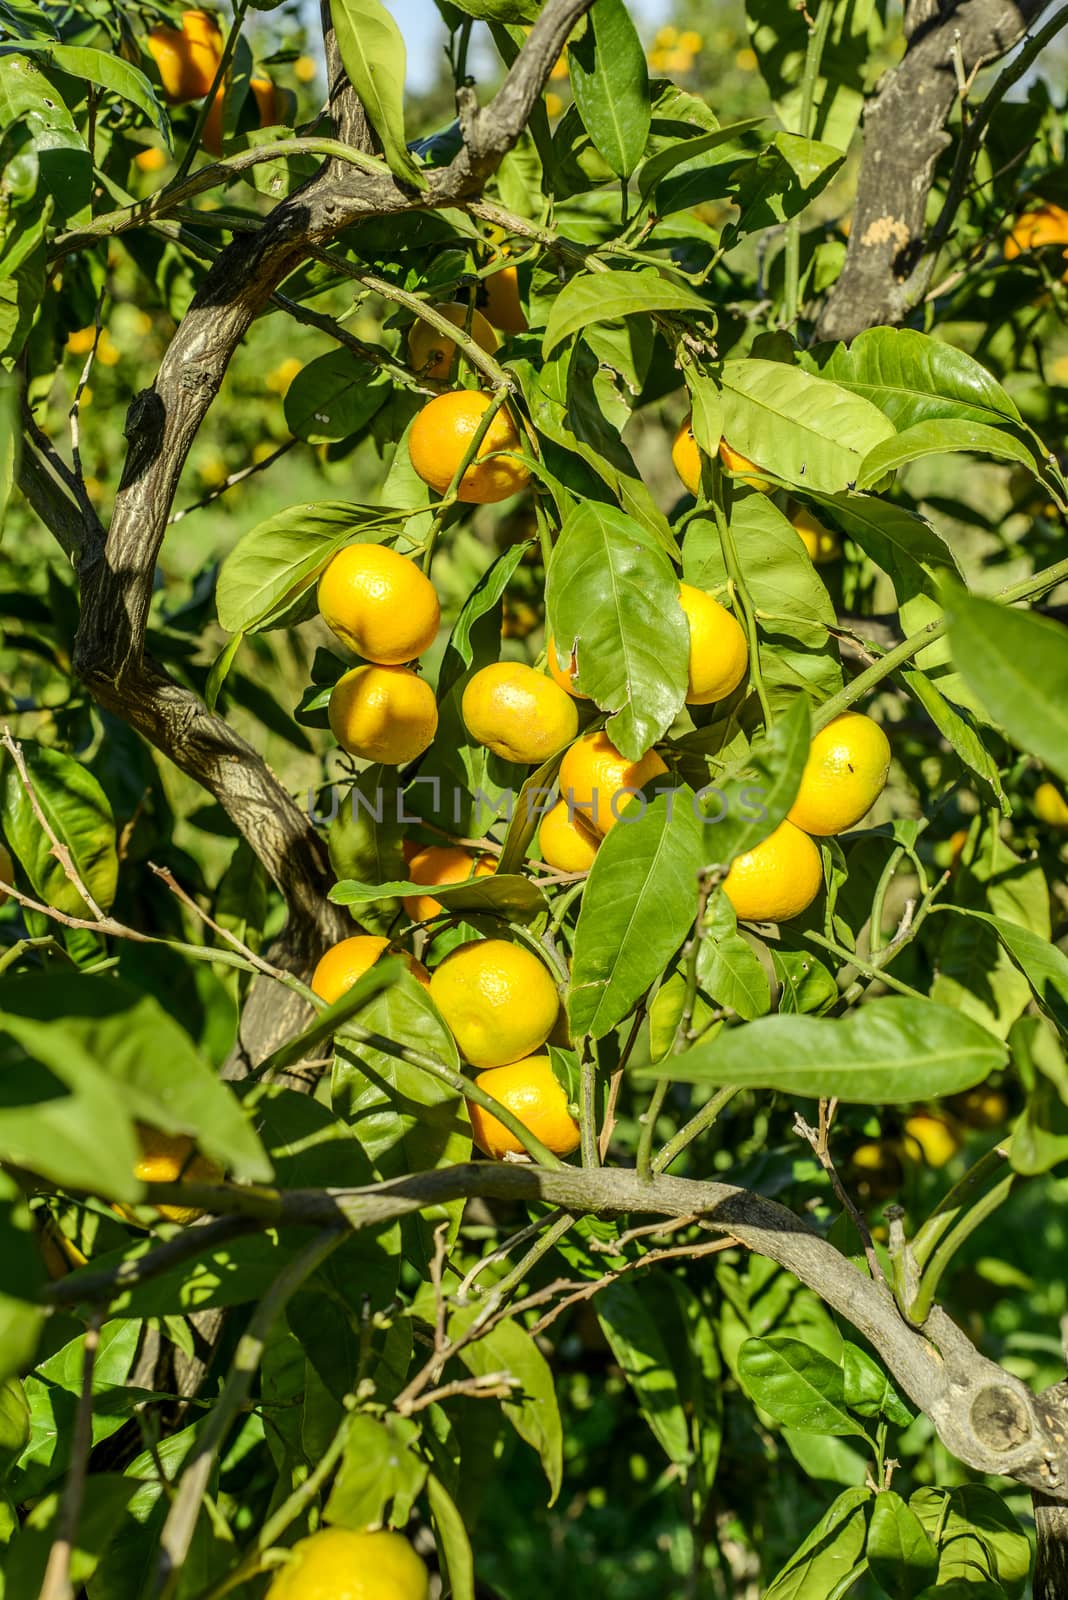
(817, 0, 1052, 341)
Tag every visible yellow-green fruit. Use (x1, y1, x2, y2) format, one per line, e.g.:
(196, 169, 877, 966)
(557, 730, 668, 835)
(328, 666, 438, 765)
(1035, 780, 1068, 828)
(461, 661, 579, 763)
(722, 820, 822, 923)
(429, 938, 559, 1068)
(265, 1527, 429, 1600)
(317, 545, 439, 665)
(787, 713, 891, 837)
(407, 302, 499, 379)
(903, 1113, 962, 1168)
(678, 582, 748, 704)
(470, 1056, 580, 1159)
(791, 507, 842, 564)
(539, 799, 600, 872)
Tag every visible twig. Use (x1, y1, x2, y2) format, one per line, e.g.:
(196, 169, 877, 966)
(39, 1312, 103, 1600)
(68, 290, 105, 520)
(794, 1103, 887, 1287)
(529, 1236, 739, 1335)
(168, 439, 298, 524)
(148, 862, 290, 983)
(42, 1216, 258, 1307)
(456, 1209, 564, 1300)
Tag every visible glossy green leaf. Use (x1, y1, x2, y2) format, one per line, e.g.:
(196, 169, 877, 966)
(763, 1488, 871, 1598)
(542, 267, 711, 358)
(772, 949, 838, 1014)
(866, 1490, 939, 1599)
(427, 1474, 475, 1600)
(13, 43, 169, 140)
(901, 669, 1008, 811)
(1, 740, 117, 917)
(568, 0, 650, 178)
(857, 419, 1045, 490)
(809, 493, 957, 602)
(2, 1473, 139, 1594)
(328, 0, 427, 188)
(283, 350, 391, 443)
(547, 500, 689, 759)
(325, 1414, 427, 1530)
(748, 0, 882, 151)
(648, 997, 1007, 1102)
(216, 503, 392, 633)
(739, 1337, 865, 1437)
(728, 133, 844, 235)
(940, 907, 1068, 1040)
(911, 1485, 1029, 1596)
(816, 327, 1022, 431)
(841, 1344, 912, 1427)
(595, 1278, 692, 1464)
(568, 788, 706, 1039)
(944, 587, 1068, 784)
(697, 896, 771, 1021)
(700, 693, 812, 866)
(0, 370, 18, 538)
(684, 495, 836, 649)
(720, 360, 895, 493)
(636, 119, 763, 206)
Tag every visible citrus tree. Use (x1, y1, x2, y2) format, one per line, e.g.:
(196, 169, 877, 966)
(4, 0, 1068, 1595)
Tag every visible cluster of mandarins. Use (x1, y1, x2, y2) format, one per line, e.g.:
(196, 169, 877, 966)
(142, 9, 286, 158)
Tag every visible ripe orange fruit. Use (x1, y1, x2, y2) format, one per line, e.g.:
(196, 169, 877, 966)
(1004, 203, 1068, 259)
(317, 545, 440, 665)
(429, 938, 560, 1067)
(903, 1112, 961, 1168)
(722, 820, 822, 923)
(787, 712, 891, 836)
(134, 146, 168, 173)
(470, 1055, 580, 1159)
(402, 844, 495, 922)
(311, 934, 429, 1003)
(557, 729, 668, 834)
(461, 662, 579, 763)
(671, 417, 701, 495)
(409, 392, 529, 503)
(719, 439, 771, 491)
(134, 1125, 222, 1225)
(0, 841, 13, 905)
(250, 74, 279, 125)
(791, 506, 842, 564)
(1035, 780, 1068, 828)
(539, 799, 600, 872)
(145, 9, 223, 103)
(265, 1527, 429, 1600)
(678, 583, 748, 704)
(546, 637, 589, 699)
(328, 666, 438, 765)
(482, 264, 528, 333)
(407, 303, 500, 380)
(202, 85, 225, 154)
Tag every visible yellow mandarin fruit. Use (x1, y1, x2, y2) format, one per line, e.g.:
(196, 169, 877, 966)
(671, 416, 701, 495)
(402, 844, 495, 922)
(407, 303, 500, 381)
(66, 326, 96, 356)
(550, 51, 569, 80)
(0, 841, 12, 904)
(722, 819, 822, 923)
(134, 1125, 222, 1225)
(678, 29, 703, 52)
(482, 264, 528, 333)
(787, 712, 891, 836)
(294, 54, 318, 84)
(429, 938, 559, 1068)
(948, 827, 969, 869)
(250, 74, 278, 125)
(311, 934, 429, 1003)
(539, 799, 600, 872)
(470, 1055, 580, 1159)
(408, 392, 529, 504)
(328, 666, 438, 765)
(557, 729, 668, 835)
(544, 90, 565, 118)
(851, 1140, 902, 1198)
(134, 146, 168, 172)
(678, 582, 748, 704)
(265, 1527, 429, 1600)
(1004, 202, 1068, 259)
(546, 637, 589, 699)
(318, 545, 440, 665)
(461, 662, 579, 763)
(1035, 780, 1068, 828)
(903, 1113, 962, 1168)
(955, 1087, 1010, 1128)
(719, 439, 771, 492)
(791, 506, 842, 564)
(202, 85, 225, 154)
(655, 24, 678, 46)
(145, 9, 223, 103)
(267, 357, 303, 395)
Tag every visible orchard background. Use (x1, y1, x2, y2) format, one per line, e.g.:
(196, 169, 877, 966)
(5, 0, 1068, 1596)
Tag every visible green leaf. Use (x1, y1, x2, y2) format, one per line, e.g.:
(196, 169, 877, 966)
(841, 1344, 912, 1427)
(866, 1491, 939, 1600)
(719, 360, 895, 494)
(816, 327, 1022, 431)
(16, 1321, 141, 1495)
(329, 872, 547, 925)
(568, 787, 706, 1039)
(0, 370, 18, 538)
(739, 1337, 866, 1437)
(636, 119, 763, 208)
(216, 503, 392, 634)
(648, 997, 1007, 1102)
(283, 350, 391, 443)
(940, 907, 1068, 1041)
(683, 495, 836, 649)
(901, 668, 1008, 811)
(763, 1488, 871, 1599)
(944, 587, 1068, 785)
(328, 0, 427, 189)
(325, 1414, 427, 1530)
(12, 43, 169, 140)
(1, 740, 118, 917)
(702, 693, 812, 866)
(697, 896, 770, 1021)
(542, 267, 712, 358)
(772, 948, 838, 1014)
(748, 0, 882, 152)
(568, 0, 651, 179)
(595, 1277, 692, 1464)
(427, 1474, 475, 1600)
(911, 1485, 1029, 1597)
(1, 1473, 139, 1594)
(727, 133, 844, 235)
(437, 541, 531, 701)
(809, 493, 958, 603)
(857, 419, 1045, 490)
(0, 1171, 44, 1387)
(205, 629, 243, 712)
(546, 500, 689, 759)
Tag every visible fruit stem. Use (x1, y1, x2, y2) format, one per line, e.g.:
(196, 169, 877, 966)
(708, 464, 775, 729)
(783, 0, 832, 329)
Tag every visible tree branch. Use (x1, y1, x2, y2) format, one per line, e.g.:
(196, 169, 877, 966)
(817, 0, 1054, 341)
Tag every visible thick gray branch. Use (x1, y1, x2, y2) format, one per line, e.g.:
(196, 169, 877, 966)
(142, 1161, 1068, 1502)
(817, 0, 1052, 341)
